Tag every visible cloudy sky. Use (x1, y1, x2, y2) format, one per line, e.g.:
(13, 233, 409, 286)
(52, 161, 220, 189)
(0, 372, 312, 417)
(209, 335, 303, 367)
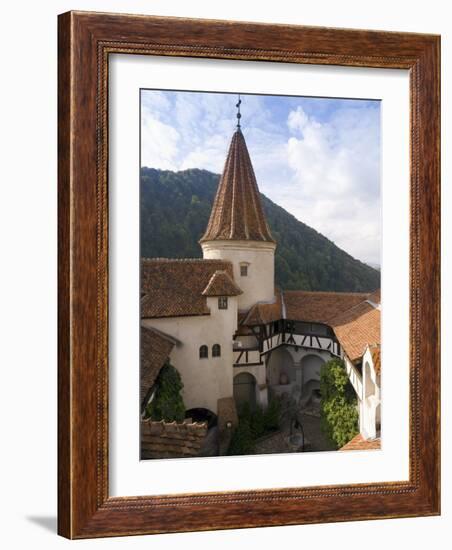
(141, 90, 381, 266)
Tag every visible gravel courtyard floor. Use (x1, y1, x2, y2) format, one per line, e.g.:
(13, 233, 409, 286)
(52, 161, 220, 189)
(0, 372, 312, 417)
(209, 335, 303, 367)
(253, 406, 337, 455)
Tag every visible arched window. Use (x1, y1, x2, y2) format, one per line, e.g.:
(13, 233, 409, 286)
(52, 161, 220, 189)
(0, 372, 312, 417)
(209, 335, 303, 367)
(199, 345, 208, 359)
(212, 344, 221, 357)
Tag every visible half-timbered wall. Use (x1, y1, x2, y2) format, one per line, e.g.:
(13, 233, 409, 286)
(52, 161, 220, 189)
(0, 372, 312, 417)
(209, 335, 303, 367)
(260, 320, 341, 358)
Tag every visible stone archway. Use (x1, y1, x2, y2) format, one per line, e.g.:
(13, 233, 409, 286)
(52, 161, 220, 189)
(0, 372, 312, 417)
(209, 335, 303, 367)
(266, 347, 295, 386)
(185, 408, 217, 429)
(233, 372, 257, 413)
(300, 354, 325, 405)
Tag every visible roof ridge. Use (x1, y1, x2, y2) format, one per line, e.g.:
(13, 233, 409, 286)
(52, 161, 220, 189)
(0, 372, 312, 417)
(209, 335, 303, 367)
(284, 290, 370, 297)
(328, 295, 375, 324)
(140, 324, 181, 346)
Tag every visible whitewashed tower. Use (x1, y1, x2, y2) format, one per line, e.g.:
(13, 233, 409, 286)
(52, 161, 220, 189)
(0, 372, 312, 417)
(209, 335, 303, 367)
(200, 98, 276, 311)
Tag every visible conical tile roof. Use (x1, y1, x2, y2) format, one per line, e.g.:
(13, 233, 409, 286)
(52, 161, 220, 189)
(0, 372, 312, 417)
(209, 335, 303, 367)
(200, 129, 275, 244)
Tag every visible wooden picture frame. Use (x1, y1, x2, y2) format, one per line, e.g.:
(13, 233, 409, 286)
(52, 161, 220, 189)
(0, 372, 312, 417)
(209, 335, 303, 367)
(58, 11, 440, 539)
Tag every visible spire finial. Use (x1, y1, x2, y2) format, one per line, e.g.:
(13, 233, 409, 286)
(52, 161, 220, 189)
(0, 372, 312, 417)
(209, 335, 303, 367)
(236, 94, 242, 129)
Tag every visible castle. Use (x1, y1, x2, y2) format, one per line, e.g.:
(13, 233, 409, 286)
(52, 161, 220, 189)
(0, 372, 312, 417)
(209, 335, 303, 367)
(140, 114, 381, 456)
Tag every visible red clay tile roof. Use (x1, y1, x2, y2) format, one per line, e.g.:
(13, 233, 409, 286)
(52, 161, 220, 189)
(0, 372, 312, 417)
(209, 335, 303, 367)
(235, 312, 255, 335)
(330, 301, 380, 363)
(141, 419, 208, 459)
(241, 290, 283, 326)
(369, 344, 381, 375)
(200, 129, 275, 243)
(140, 325, 178, 407)
(141, 258, 234, 318)
(340, 434, 381, 451)
(202, 270, 243, 297)
(283, 290, 370, 324)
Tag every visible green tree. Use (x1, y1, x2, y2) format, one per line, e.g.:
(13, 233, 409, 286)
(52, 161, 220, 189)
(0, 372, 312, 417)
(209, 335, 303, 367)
(227, 418, 255, 455)
(145, 362, 186, 422)
(320, 358, 359, 448)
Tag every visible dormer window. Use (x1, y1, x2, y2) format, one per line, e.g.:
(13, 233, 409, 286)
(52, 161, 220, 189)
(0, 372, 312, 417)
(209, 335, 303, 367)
(218, 297, 228, 310)
(240, 264, 248, 277)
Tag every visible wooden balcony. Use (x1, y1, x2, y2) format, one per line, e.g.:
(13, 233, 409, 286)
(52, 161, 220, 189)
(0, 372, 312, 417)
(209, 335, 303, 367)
(262, 332, 341, 357)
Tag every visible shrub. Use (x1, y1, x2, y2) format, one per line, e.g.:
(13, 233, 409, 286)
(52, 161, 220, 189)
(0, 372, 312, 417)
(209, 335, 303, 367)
(250, 406, 266, 439)
(227, 418, 255, 455)
(238, 401, 252, 422)
(320, 358, 359, 448)
(264, 397, 282, 431)
(228, 398, 282, 455)
(145, 362, 186, 422)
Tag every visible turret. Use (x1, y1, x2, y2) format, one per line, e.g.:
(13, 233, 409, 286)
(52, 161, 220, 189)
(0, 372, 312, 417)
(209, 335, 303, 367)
(200, 100, 276, 311)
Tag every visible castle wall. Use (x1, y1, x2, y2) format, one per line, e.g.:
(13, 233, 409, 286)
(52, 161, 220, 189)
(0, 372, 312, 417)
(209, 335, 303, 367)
(142, 295, 238, 415)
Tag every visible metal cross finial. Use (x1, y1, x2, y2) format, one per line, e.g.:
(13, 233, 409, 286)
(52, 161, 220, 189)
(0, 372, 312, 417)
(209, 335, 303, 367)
(236, 94, 242, 128)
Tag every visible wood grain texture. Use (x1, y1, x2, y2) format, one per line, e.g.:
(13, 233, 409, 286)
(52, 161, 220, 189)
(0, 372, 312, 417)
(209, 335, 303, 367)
(57, 10, 440, 539)
(57, 11, 72, 538)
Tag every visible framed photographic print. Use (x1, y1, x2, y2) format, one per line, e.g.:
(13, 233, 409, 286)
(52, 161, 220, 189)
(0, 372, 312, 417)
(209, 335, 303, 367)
(58, 11, 440, 538)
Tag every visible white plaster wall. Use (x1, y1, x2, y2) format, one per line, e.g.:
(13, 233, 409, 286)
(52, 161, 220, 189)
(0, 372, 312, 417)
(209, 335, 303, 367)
(142, 296, 238, 414)
(361, 347, 382, 439)
(235, 334, 259, 349)
(344, 356, 363, 399)
(201, 240, 276, 310)
(286, 347, 333, 365)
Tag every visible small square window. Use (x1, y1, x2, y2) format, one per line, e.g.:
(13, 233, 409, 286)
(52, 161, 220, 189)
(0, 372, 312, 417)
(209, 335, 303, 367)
(240, 265, 248, 277)
(218, 297, 228, 310)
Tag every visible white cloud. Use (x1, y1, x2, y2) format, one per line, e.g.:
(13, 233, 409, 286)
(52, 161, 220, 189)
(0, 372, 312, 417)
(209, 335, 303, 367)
(141, 108, 181, 170)
(180, 133, 230, 172)
(140, 91, 381, 265)
(287, 106, 310, 132)
(281, 105, 381, 265)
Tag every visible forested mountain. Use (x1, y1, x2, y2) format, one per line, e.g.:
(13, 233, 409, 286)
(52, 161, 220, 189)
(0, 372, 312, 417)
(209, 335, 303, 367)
(140, 167, 380, 293)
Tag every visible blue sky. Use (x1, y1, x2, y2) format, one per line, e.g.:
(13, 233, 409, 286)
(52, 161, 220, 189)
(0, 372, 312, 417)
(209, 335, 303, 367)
(141, 90, 381, 266)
